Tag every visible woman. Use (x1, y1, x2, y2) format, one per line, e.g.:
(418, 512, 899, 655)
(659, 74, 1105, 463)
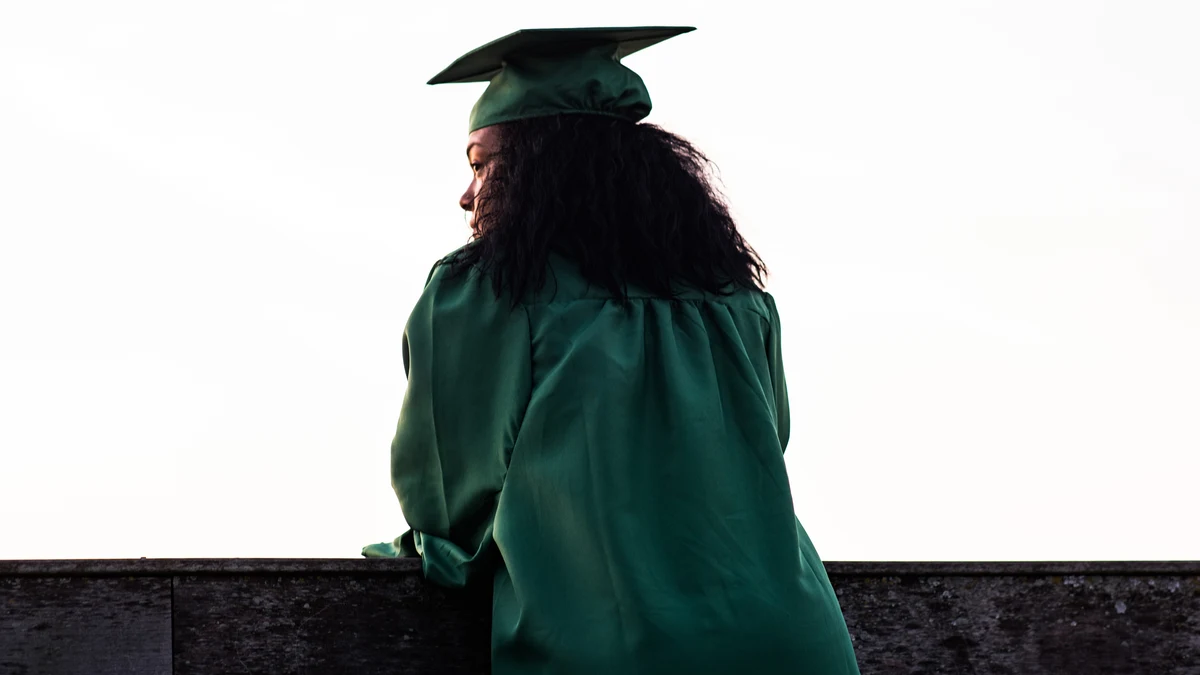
(365, 26, 860, 675)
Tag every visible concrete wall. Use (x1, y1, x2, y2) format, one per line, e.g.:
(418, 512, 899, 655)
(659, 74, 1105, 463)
(1, 559, 1197, 674)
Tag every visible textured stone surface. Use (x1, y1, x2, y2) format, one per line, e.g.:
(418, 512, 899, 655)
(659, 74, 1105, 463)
(834, 573, 1200, 675)
(1, 560, 1197, 674)
(0, 576, 170, 675)
(172, 572, 489, 675)
(0, 558, 424, 576)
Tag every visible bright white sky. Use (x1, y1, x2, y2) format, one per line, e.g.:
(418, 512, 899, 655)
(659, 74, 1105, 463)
(1, 1, 1197, 561)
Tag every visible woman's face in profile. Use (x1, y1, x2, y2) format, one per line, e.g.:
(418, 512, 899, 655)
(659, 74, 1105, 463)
(460, 125, 501, 232)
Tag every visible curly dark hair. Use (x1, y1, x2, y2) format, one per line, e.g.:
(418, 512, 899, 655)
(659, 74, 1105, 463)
(441, 114, 767, 306)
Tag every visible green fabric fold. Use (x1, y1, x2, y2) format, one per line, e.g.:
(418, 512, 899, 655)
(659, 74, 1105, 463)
(366, 247, 860, 674)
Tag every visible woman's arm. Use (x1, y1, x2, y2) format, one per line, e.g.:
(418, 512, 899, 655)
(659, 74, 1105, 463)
(764, 292, 791, 453)
(363, 259, 532, 589)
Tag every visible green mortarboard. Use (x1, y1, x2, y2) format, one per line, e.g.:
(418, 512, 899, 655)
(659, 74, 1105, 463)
(429, 26, 696, 132)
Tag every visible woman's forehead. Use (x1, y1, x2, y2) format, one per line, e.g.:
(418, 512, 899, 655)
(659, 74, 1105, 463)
(466, 125, 501, 155)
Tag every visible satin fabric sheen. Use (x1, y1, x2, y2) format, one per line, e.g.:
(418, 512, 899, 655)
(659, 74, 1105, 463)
(467, 45, 651, 132)
(364, 248, 860, 675)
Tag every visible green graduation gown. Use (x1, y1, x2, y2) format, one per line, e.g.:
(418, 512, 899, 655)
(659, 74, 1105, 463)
(364, 247, 860, 675)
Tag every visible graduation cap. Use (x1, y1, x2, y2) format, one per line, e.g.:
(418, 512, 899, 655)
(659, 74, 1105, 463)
(429, 26, 696, 132)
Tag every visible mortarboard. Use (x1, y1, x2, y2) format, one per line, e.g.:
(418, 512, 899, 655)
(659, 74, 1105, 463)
(428, 26, 696, 132)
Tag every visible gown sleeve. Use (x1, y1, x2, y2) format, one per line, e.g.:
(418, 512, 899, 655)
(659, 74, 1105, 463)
(362, 259, 532, 589)
(764, 292, 791, 453)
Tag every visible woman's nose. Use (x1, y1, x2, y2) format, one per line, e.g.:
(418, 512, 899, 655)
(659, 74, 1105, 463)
(459, 186, 473, 212)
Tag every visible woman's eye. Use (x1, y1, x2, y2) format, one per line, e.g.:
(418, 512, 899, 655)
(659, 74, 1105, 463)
(470, 162, 482, 173)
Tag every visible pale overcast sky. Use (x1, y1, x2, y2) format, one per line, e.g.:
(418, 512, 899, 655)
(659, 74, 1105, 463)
(1, 1, 1197, 560)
